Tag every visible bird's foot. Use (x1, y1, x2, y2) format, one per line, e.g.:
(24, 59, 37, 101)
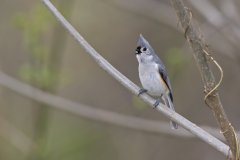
(138, 88, 147, 96)
(153, 99, 161, 108)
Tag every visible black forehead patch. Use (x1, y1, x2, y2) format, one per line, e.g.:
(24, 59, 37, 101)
(135, 46, 141, 54)
(135, 46, 141, 52)
(136, 46, 141, 50)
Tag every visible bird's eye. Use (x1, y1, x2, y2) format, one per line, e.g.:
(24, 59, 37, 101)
(142, 47, 147, 51)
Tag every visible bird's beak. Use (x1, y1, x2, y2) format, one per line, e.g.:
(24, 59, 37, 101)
(135, 46, 141, 55)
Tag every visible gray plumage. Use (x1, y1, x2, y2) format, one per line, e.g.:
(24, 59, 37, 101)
(135, 34, 178, 129)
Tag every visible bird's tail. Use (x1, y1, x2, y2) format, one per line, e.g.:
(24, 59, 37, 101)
(165, 95, 178, 129)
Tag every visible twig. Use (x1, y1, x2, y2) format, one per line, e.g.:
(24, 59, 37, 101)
(171, 0, 239, 159)
(107, 0, 239, 66)
(188, 0, 240, 51)
(187, 0, 240, 63)
(42, 0, 229, 156)
(106, 0, 238, 61)
(0, 71, 229, 140)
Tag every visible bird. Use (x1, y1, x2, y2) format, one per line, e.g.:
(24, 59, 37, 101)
(135, 34, 178, 129)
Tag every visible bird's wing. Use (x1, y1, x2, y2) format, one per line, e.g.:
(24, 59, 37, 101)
(158, 66, 173, 102)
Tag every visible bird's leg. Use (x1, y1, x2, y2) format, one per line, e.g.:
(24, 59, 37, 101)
(153, 99, 161, 108)
(153, 94, 163, 108)
(138, 88, 147, 96)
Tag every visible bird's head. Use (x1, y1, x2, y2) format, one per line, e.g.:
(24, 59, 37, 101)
(135, 34, 156, 64)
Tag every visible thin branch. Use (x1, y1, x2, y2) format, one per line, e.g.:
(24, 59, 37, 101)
(179, 0, 240, 62)
(0, 71, 228, 140)
(42, 0, 229, 156)
(0, 73, 229, 155)
(106, 0, 239, 64)
(171, 0, 239, 159)
(188, 0, 240, 50)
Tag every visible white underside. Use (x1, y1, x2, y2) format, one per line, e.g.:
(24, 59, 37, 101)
(138, 63, 168, 96)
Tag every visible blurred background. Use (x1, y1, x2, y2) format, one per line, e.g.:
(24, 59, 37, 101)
(0, 0, 240, 159)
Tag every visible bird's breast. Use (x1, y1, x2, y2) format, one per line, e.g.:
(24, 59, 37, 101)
(138, 63, 168, 96)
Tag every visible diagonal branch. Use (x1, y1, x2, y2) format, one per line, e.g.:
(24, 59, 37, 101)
(0, 71, 228, 140)
(0, 70, 234, 154)
(42, 0, 229, 156)
(171, 0, 239, 159)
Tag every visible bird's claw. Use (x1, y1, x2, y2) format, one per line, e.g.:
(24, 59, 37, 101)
(138, 88, 147, 96)
(153, 99, 161, 108)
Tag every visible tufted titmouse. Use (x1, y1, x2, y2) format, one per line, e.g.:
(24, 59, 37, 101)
(135, 34, 178, 129)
